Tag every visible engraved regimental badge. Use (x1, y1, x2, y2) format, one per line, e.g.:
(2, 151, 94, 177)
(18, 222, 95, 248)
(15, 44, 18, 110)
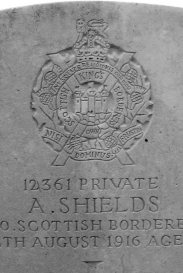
(31, 19, 153, 166)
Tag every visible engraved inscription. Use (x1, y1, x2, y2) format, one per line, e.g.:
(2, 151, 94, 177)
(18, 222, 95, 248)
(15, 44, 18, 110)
(0, 176, 183, 249)
(31, 19, 153, 166)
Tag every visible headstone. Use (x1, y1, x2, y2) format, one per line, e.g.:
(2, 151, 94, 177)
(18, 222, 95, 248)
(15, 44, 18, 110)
(0, 2, 183, 272)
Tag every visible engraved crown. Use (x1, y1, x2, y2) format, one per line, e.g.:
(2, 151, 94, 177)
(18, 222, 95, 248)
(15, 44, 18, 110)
(74, 18, 110, 62)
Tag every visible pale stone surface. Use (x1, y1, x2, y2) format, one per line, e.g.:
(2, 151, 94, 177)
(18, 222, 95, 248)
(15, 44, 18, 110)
(0, 2, 183, 273)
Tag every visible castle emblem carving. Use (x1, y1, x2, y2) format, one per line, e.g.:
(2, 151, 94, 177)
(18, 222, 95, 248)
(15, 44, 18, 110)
(31, 19, 153, 166)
